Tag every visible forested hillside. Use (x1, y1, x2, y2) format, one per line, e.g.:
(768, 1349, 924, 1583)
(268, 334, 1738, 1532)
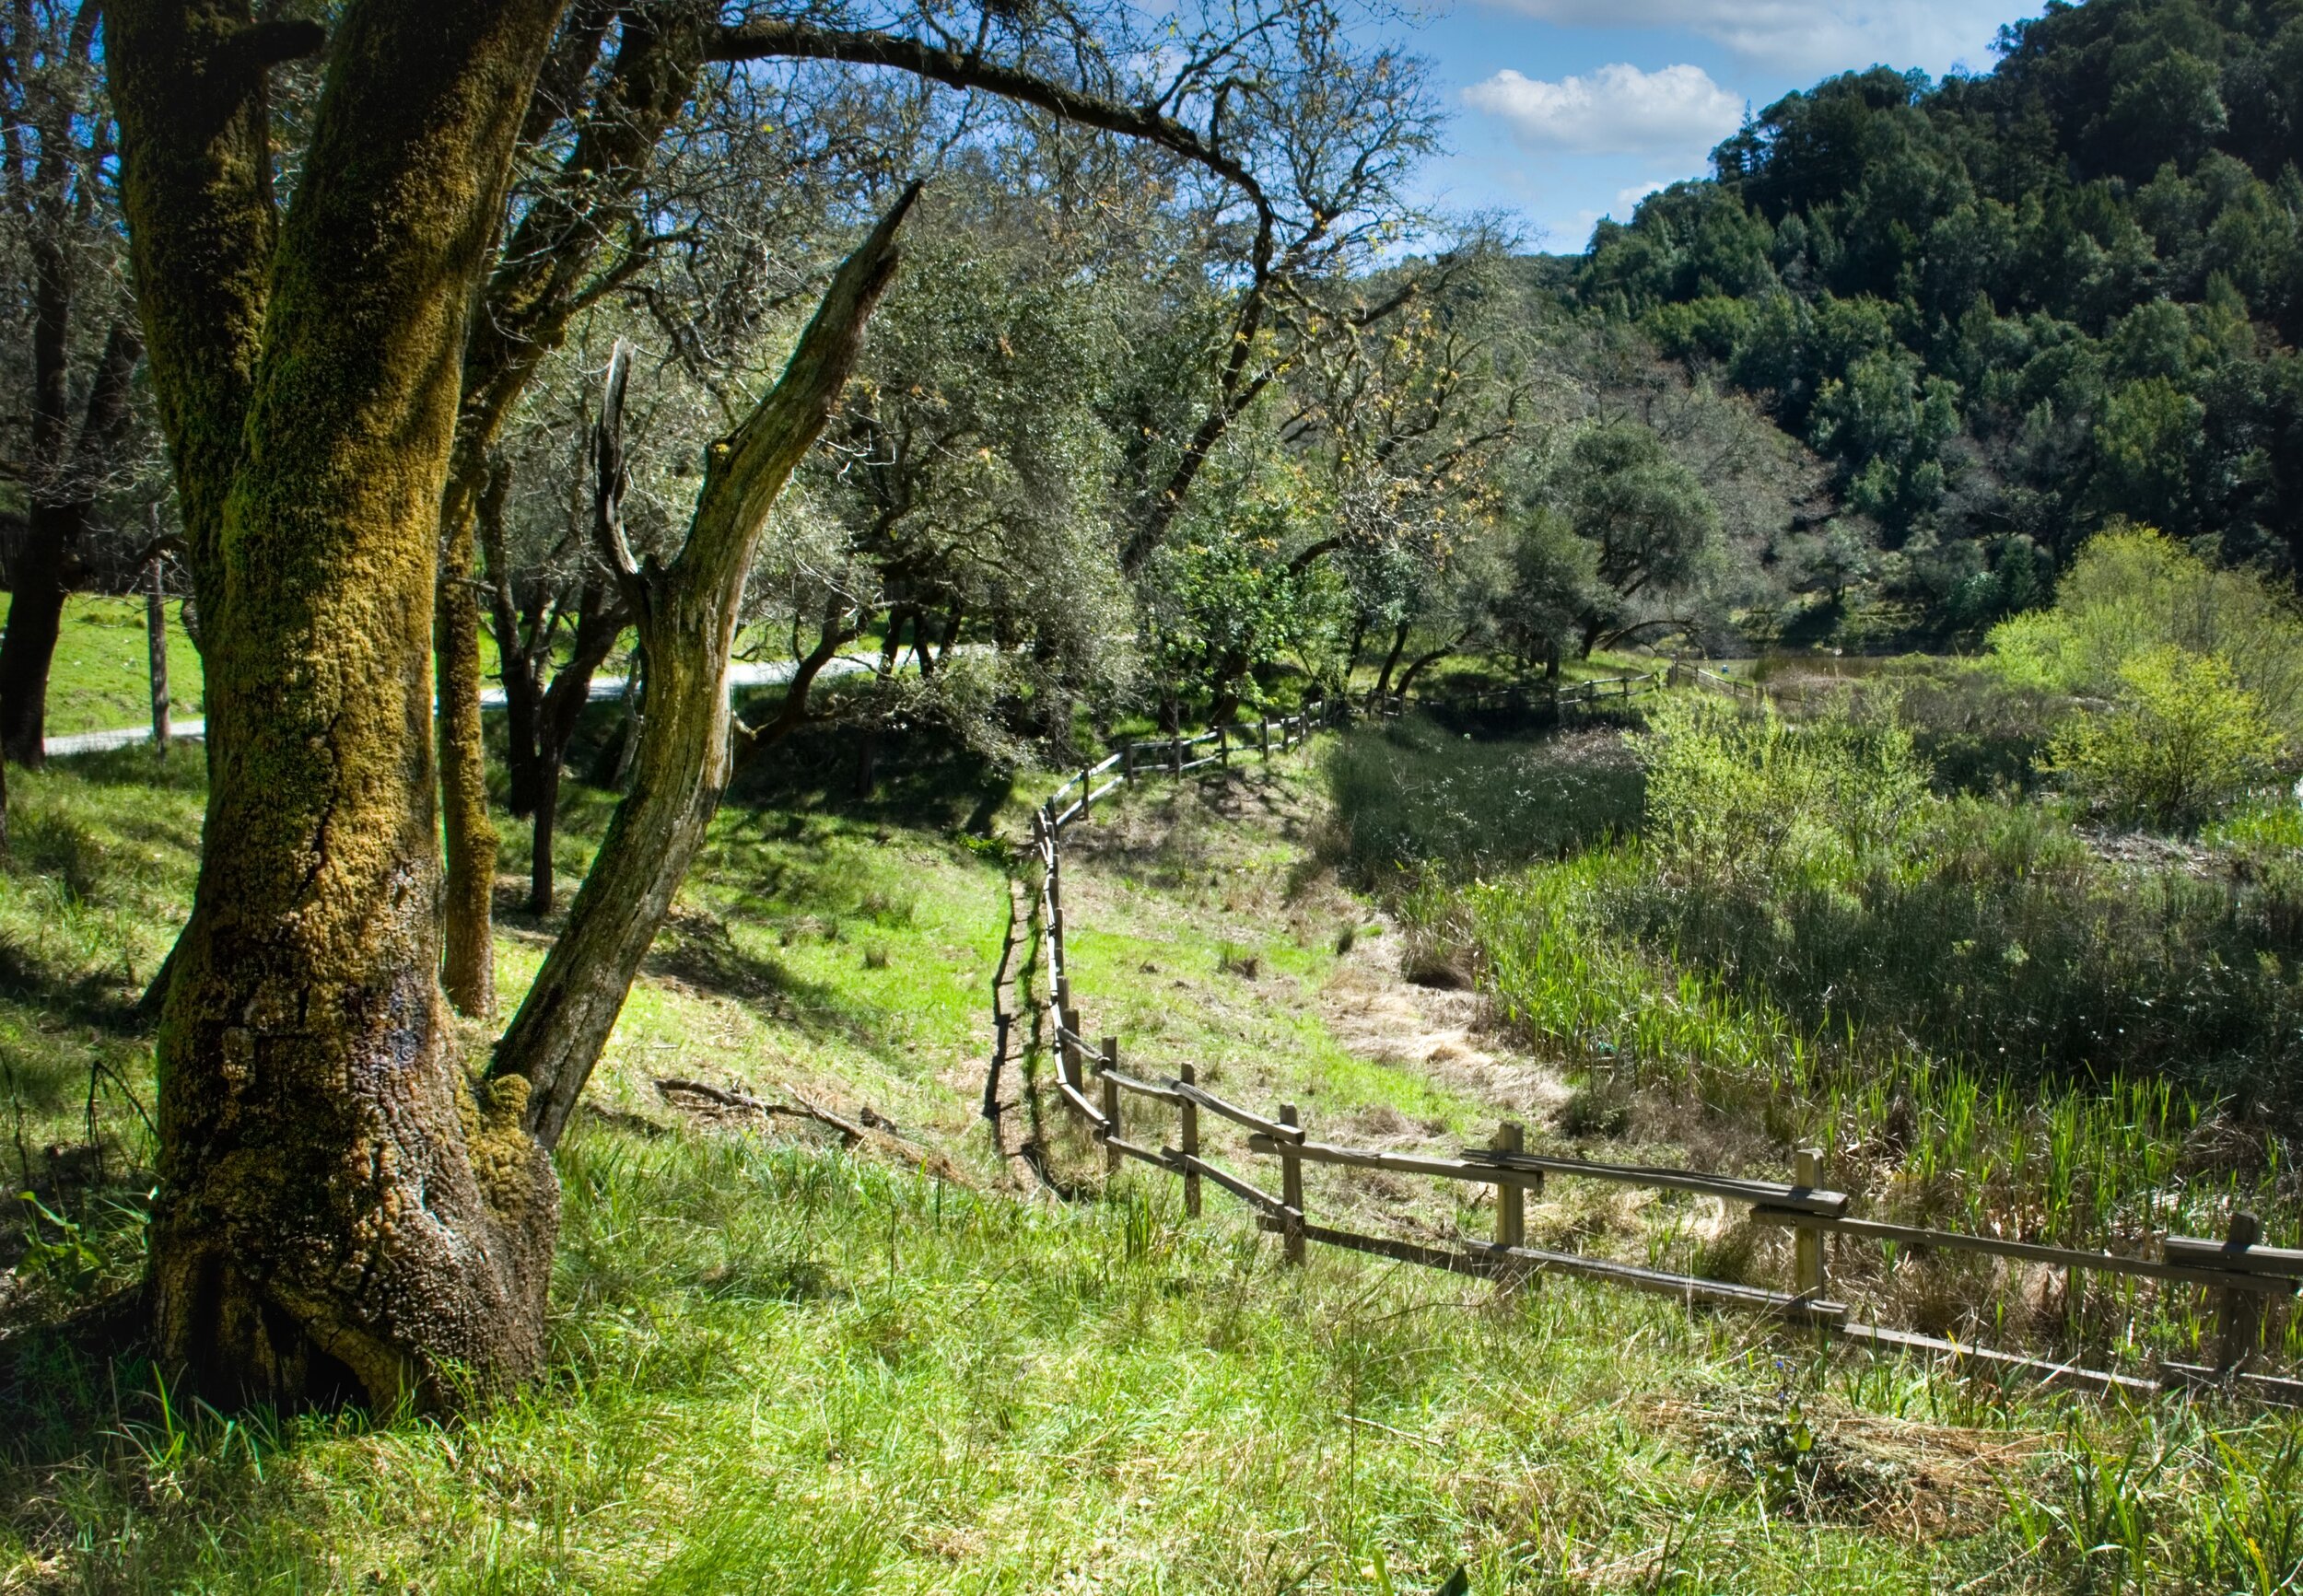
(1579, 0, 2303, 639)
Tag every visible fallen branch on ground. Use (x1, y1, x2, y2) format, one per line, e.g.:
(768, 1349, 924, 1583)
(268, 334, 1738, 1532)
(655, 1078, 970, 1185)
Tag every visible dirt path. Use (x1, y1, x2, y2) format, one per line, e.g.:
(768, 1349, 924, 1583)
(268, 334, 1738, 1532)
(1045, 759, 1571, 1141)
(1322, 914, 1572, 1124)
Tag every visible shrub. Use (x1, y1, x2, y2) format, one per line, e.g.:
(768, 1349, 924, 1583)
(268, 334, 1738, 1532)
(1985, 525, 2303, 732)
(1325, 714, 1643, 879)
(2046, 646, 2285, 830)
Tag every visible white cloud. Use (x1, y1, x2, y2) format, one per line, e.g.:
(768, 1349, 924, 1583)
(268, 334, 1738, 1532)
(1477, 0, 2012, 77)
(1463, 63, 1743, 156)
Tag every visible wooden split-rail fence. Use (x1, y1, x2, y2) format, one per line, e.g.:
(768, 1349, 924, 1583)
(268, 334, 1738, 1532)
(1451, 670, 1664, 716)
(1010, 694, 2303, 1408)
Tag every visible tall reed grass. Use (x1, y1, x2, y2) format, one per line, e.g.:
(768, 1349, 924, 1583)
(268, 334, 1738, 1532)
(1350, 702, 2303, 1373)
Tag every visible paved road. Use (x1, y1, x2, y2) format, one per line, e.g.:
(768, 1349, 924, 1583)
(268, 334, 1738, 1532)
(40, 652, 890, 758)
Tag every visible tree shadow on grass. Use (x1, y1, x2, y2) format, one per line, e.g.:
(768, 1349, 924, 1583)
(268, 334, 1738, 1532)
(721, 707, 1018, 835)
(640, 907, 886, 1053)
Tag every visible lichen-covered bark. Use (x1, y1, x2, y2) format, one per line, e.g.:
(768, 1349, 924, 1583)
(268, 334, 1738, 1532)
(121, 0, 571, 1410)
(434, 3, 709, 988)
(493, 190, 915, 1148)
(437, 507, 497, 1018)
(109, 1, 315, 635)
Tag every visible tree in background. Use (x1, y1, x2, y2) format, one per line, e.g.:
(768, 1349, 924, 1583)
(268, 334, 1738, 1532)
(0, 1, 157, 767)
(1580, 0, 2303, 638)
(1546, 420, 1719, 656)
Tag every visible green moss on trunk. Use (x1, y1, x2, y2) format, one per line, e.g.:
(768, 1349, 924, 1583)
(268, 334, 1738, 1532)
(121, 0, 570, 1411)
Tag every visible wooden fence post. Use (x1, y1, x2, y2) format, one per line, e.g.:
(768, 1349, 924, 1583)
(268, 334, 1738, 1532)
(1260, 718, 1270, 761)
(1280, 1102, 1305, 1265)
(1493, 1123, 1526, 1290)
(1049, 856, 1069, 991)
(1492, 1123, 1526, 1251)
(1794, 1147, 1828, 1299)
(2216, 1210, 2264, 1370)
(1101, 1037, 1122, 1174)
(1170, 734, 1181, 776)
(1179, 1064, 1202, 1217)
(1218, 723, 1229, 768)
(1123, 741, 1136, 784)
(1081, 764, 1093, 820)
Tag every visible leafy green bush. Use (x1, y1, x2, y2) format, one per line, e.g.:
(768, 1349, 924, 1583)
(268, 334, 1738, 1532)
(1986, 526, 2303, 732)
(2047, 646, 2286, 829)
(1325, 714, 1643, 879)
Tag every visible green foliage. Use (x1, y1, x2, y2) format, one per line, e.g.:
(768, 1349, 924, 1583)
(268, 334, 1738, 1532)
(1549, 421, 1719, 652)
(1325, 713, 1644, 879)
(15, 1191, 107, 1296)
(2047, 645, 2285, 828)
(1639, 694, 1929, 893)
(1985, 526, 2303, 728)
(1145, 475, 1343, 716)
(1578, 0, 2303, 627)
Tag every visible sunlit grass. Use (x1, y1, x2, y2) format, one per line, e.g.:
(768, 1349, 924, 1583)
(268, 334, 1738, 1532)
(20, 1126, 2303, 1592)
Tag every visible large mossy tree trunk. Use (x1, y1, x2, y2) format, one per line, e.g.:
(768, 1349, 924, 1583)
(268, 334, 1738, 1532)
(112, 0, 569, 1410)
(491, 190, 915, 1148)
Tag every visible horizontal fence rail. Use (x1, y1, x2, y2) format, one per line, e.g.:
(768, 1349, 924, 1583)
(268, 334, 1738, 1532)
(1006, 679, 2303, 1410)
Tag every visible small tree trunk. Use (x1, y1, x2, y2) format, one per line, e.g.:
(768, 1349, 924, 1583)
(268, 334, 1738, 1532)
(1373, 621, 1409, 696)
(0, 225, 78, 770)
(437, 525, 497, 1017)
(529, 757, 562, 917)
(147, 556, 171, 751)
(933, 601, 964, 671)
(879, 604, 912, 675)
(479, 462, 549, 820)
(0, 501, 77, 766)
(2, 313, 149, 763)
(733, 595, 862, 755)
(609, 644, 644, 790)
(1394, 637, 1459, 700)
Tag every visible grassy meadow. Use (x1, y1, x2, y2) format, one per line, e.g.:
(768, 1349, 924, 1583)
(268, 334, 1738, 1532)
(0, 659, 2297, 1589)
(0, 597, 205, 740)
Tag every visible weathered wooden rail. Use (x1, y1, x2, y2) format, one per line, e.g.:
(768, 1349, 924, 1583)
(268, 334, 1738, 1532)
(1011, 692, 2303, 1407)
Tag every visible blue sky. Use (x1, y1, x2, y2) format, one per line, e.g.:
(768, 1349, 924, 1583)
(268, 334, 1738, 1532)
(1407, 0, 2040, 251)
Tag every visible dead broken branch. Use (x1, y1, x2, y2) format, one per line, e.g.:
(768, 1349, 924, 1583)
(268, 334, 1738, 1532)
(654, 1077, 970, 1185)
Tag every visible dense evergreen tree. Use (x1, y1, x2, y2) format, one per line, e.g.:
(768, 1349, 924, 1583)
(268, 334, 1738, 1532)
(1582, 0, 2303, 636)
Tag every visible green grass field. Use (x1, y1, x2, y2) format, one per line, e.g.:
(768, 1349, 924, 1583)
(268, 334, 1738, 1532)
(0, 678, 2299, 1590)
(0, 595, 205, 738)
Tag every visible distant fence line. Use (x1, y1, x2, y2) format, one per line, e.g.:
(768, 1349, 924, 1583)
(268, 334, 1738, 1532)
(990, 688, 2303, 1410)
